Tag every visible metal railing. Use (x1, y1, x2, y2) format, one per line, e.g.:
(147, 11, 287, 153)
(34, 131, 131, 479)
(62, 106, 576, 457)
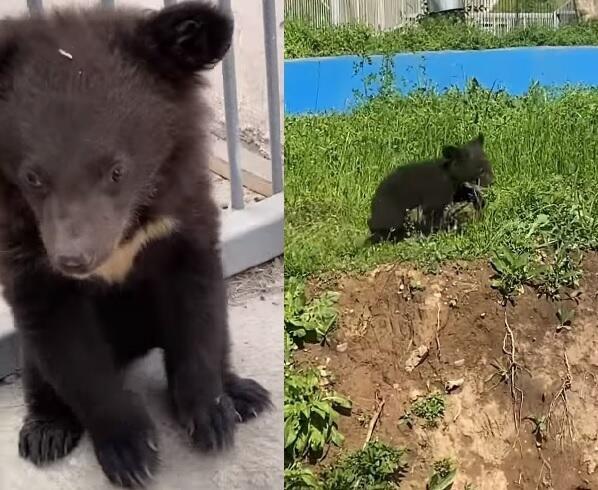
(285, 0, 579, 33)
(23, 0, 283, 211)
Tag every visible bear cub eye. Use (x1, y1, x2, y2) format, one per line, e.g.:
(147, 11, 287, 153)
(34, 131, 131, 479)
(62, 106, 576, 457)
(24, 170, 44, 190)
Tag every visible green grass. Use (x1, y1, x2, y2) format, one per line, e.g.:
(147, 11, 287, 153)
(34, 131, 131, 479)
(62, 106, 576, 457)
(285, 86, 598, 279)
(284, 19, 598, 59)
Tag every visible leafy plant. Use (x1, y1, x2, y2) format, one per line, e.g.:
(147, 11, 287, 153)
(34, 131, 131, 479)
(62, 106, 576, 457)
(321, 441, 408, 489)
(285, 277, 340, 345)
(427, 458, 458, 490)
(490, 246, 540, 299)
(284, 367, 351, 464)
(284, 463, 322, 489)
(524, 415, 547, 446)
(409, 392, 446, 428)
(556, 306, 575, 332)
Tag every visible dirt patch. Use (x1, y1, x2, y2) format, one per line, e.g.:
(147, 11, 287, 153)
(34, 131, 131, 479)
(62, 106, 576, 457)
(298, 254, 598, 489)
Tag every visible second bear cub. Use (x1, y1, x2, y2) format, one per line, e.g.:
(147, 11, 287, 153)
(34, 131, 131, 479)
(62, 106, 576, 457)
(368, 134, 494, 243)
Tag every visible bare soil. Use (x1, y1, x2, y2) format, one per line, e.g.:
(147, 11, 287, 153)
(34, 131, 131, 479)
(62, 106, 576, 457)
(298, 254, 598, 489)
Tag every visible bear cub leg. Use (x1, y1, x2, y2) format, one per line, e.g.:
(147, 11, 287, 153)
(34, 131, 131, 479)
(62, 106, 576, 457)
(17, 300, 159, 488)
(160, 243, 271, 452)
(19, 359, 83, 466)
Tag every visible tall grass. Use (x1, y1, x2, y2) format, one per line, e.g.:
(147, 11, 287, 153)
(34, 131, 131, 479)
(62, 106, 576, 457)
(285, 19, 598, 59)
(285, 86, 598, 277)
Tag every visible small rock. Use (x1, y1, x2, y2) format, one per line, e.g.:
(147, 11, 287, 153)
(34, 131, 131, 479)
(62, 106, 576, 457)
(405, 345, 429, 372)
(454, 359, 465, 367)
(336, 342, 348, 353)
(448, 299, 457, 308)
(480, 312, 486, 318)
(392, 383, 400, 390)
(445, 378, 465, 393)
(409, 389, 423, 401)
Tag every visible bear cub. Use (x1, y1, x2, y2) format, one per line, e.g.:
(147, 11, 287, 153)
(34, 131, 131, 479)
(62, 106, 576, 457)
(368, 134, 494, 243)
(0, 2, 270, 487)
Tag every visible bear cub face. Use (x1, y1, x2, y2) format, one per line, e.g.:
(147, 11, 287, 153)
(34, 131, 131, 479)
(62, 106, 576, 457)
(442, 133, 494, 188)
(0, 2, 233, 278)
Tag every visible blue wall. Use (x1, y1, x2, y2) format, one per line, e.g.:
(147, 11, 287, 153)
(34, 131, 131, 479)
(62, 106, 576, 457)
(284, 46, 598, 115)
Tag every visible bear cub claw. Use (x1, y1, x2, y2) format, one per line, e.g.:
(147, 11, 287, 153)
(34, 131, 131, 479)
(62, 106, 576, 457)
(226, 376, 272, 423)
(92, 420, 159, 488)
(183, 393, 237, 452)
(19, 414, 83, 465)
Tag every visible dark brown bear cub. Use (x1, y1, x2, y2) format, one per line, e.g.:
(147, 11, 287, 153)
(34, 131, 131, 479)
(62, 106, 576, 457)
(368, 134, 494, 243)
(0, 2, 270, 487)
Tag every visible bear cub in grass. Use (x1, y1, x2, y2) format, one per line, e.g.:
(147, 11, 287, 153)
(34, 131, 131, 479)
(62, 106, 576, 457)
(368, 134, 494, 243)
(0, 2, 270, 487)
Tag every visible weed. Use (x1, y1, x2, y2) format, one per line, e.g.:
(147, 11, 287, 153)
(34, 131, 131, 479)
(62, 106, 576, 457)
(490, 246, 539, 300)
(409, 392, 446, 428)
(284, 463, 322, 490)
(285, 277, 340, 345)
(524, 415, 548, 447)
(427, 458, 458, 490)
(322, 441, 408, 489)
(284, 277, 352, 467)
(556, 306, 575, 332)
(284, 366, 351, 464)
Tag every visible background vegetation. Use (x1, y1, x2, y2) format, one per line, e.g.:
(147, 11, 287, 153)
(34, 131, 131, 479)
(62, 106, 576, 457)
(285, 19, 598, 58)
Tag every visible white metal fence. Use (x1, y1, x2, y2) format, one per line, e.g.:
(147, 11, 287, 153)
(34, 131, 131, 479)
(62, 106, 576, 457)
(285, 0, 579, 33)
(21, 0, 283, 212)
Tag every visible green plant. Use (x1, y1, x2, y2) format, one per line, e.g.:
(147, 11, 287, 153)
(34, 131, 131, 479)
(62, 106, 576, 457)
(490, 246, 540, 299)
(284, 367, 351, 464)
(524, 415, 548, 446)
(285, 19, 598, 59)
(427, 458, 458, 490)
(556, 306, 575, 332)
(284, 463, 323, 489)
(322, 441, 408, 489)
(285, 277, 340, 345)
(409, 392, 446, 428)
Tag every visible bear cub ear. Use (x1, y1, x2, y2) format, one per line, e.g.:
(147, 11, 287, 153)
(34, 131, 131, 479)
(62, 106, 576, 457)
(134, 1, 233, 79)
(442, 145, 461, 161)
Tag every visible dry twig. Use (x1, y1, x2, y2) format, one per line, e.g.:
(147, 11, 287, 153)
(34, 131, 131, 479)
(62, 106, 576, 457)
(363, 391, 385, 449)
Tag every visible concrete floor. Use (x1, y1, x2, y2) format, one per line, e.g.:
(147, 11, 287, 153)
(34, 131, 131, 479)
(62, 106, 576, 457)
(0, 262, 283, 490)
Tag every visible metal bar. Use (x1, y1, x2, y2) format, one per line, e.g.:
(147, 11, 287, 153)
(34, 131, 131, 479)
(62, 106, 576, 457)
(27, 0, 43, 13)
(262, 0, 283, 195)
(220, 0, 245, 210)
(101, 0, 115, 8)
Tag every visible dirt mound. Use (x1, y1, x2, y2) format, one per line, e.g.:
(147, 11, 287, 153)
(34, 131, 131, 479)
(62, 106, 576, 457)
(299, 255, 598, 489)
